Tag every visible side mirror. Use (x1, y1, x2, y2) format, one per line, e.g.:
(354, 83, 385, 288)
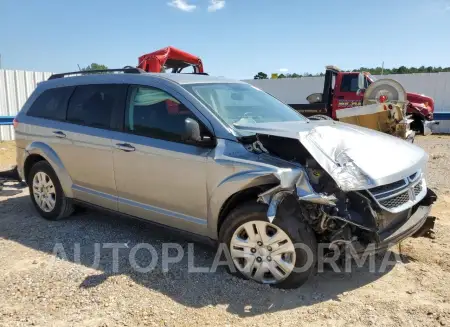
(184, 118, 202, 142)
(357, 73, 365, 90)
(356, 73, 366, 96)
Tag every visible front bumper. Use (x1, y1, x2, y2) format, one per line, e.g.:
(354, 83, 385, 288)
(374, 205, 431, 252)
(359, 189, 437, 254)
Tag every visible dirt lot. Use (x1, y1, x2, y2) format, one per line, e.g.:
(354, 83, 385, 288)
(0, 141, 16, 170)
(1, 137, 450, 327)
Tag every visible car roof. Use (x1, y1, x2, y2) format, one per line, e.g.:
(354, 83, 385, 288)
(40, 71, 244, 89)
(152, 73, 242, 85)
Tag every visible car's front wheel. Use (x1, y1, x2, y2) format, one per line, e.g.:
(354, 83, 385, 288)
(219, 203, 317, 289)
(28, 161, 74, 220)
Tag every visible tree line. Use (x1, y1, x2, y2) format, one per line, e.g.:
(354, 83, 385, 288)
(253, 66, 450, 79)
(81, 63, 109, 71)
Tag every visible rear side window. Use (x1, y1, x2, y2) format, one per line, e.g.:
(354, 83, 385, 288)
(27, 87, 73, 120)
(67, 84, 127, 129)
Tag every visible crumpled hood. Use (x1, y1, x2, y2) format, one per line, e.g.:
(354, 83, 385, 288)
(234, 120, 428, 191)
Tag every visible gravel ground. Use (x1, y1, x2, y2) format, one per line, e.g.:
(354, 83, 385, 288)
(0, 141, 16, 170)
(1, 136, 450, 327)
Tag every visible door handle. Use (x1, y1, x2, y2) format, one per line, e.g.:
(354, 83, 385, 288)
(52, 131, 66, 138)
(115, 143, 135, 152)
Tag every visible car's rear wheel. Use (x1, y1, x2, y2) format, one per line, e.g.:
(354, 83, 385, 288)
(28, 161, 74, 220)
(219, 203, 317, 289)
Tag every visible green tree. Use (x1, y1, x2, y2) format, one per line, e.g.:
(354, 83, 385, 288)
(81, 63, 109, 71)
(278, 74, 286, 79)
(253, 72, 268, 79)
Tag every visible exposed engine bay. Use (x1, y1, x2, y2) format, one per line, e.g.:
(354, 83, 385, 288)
(240, 131, 437, 253)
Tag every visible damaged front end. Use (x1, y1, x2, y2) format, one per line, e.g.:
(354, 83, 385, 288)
(237, 122, 437, 254)
(257, 164, 437, 253)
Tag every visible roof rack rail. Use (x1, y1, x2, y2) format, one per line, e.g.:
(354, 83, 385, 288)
(48, 68, 145, 80)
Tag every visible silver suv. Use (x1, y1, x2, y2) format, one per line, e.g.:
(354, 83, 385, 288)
(14, 69, 436, 288)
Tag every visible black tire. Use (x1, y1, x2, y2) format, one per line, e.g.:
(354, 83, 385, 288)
(28, 161, 74, 220)
(219, 202, 317, 289)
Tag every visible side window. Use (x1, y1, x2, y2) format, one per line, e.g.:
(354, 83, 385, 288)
(67, 84, 127, 129)
(125, 86, 202, 143)
(340, 75, 359, 92)
(27, 87, 74, 120)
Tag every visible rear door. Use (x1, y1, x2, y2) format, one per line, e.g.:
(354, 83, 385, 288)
(57, 84, 128, 210)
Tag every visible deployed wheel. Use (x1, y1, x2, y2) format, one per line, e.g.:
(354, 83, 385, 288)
(28, 161, 74, 220)
(219, 203, 317, 289)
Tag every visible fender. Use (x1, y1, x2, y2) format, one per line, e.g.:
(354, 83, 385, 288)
(24, 142, 74, 198)
(205, 139, 303, 238)
(207, 169, 280, 238)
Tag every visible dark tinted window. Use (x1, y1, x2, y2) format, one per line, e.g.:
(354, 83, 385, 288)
(27, 87, 73, 120)
(67, 84, 127, 129)
(125, 86, 200, 142)
(340, 75, 359, 92)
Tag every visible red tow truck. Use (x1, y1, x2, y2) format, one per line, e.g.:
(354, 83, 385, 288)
(289, 66, 437, 134)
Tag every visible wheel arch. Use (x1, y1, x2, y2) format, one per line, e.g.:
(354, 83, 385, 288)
(212, 182, 278, 239)
(24, 142, 73, 198)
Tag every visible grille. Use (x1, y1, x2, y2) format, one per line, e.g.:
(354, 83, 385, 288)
(370, 179, 407, 196)
(414, 182, 423, 196)
(367, 171, 424, 212)
(379, 191, 410, 209)
(409, 172, 418, 181)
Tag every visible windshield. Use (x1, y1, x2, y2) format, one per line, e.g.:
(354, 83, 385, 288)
(183, 83, 307, 127)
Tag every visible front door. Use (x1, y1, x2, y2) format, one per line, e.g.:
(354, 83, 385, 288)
(111, 85, 214, 236)
(333, 73, 364, 118)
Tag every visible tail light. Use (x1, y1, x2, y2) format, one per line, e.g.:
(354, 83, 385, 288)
(13, 118, 19, 129)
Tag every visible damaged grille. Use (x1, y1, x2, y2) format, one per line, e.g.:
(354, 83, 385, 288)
(414, 182, 423, 196)
(369, 179, 407, 197)
(367, 171, 426, 213)
(379, 191, 410, 209)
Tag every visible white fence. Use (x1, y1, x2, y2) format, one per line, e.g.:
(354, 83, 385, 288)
(1, 70, 450, 141)
(0, 69, 53, 141)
